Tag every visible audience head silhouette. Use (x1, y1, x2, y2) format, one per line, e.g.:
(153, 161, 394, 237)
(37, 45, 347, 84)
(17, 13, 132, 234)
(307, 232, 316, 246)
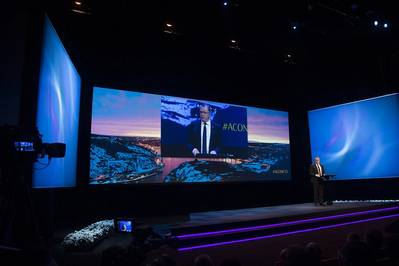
(280, 245, 308, 266)
(194, 254, 214, 266)
(338, 240, 375, 266)
(219, 257, 242, 266)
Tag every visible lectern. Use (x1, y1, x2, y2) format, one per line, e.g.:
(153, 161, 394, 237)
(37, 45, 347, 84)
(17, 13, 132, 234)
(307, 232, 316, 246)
(321, 174, 336, 205)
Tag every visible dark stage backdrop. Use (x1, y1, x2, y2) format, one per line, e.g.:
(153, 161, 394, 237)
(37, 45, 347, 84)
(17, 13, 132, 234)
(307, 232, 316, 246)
(7, 9, 399, 230)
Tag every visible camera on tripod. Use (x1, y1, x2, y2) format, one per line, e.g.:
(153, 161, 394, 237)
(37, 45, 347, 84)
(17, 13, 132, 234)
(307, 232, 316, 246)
(0, 125, 66, 168)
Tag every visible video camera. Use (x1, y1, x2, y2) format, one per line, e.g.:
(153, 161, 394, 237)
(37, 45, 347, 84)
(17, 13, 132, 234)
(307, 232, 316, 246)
(0, 125, 66, 168)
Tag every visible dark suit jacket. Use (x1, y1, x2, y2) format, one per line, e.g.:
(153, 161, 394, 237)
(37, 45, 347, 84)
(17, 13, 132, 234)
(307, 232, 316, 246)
(309, 163, 326, 183)
(187, 120, 222, 155)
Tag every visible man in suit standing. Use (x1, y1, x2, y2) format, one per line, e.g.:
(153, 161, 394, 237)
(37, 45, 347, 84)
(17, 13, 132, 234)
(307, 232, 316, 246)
(309, 156, 326, 206)
(187, 103, 222, 157)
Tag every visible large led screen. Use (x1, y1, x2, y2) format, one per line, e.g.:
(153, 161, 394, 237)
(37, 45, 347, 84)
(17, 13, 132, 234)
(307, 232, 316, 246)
(32, 16, 81, 188)
(90, 87, 291, 184)
(308, 93, 399, 180)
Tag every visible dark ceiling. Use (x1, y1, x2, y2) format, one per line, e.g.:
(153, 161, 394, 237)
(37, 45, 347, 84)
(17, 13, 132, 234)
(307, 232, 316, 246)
(35, 0, 399, 109)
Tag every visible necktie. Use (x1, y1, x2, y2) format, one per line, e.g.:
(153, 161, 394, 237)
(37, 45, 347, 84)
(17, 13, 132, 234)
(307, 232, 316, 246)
(202, 122, 207, 154)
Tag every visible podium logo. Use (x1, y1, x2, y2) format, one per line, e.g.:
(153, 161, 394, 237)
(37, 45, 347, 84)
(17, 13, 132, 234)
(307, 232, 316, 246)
(223, 123, 248, 132)
(273, 169, 289, 174)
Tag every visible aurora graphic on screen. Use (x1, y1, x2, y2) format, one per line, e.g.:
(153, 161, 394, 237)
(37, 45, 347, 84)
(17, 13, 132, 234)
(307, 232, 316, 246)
(32, 16, 81, 188)
(90, 87, 291, 184)
(308, 93, 399, 180)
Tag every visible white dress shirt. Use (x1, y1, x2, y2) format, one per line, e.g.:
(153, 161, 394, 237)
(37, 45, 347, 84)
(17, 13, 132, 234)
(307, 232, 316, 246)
(316, 163, 322, 176)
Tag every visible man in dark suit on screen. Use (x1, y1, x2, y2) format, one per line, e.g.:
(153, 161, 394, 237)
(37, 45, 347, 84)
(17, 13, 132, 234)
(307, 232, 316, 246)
(309, 156, 327, 206)
(187, 103, 222, 157)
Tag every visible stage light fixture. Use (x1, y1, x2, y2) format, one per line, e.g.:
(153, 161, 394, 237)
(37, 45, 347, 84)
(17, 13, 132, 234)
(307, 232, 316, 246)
(290, 22, 301, 32)
(283, 53, 295, 65)
(371, 19, 390, 31)
(71, 0, 91, 15)
(223, 0, 239, 7)
(163, 22, 180, 36)
(227, 39, 240, 50)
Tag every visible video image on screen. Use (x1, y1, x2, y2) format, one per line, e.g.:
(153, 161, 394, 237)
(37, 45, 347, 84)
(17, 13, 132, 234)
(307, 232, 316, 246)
(33, 16, 81, 188)
(308, 93, 399, 180)
(161, 96, 248, 158)
(117, 221, 132, 233)
(90, 87, 291, 184)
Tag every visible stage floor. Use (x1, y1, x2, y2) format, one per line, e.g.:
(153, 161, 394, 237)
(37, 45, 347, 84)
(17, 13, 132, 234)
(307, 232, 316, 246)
(140, 201, 389, 228)
(178, 201, 388, 227)
(166, 201, 399, 251)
